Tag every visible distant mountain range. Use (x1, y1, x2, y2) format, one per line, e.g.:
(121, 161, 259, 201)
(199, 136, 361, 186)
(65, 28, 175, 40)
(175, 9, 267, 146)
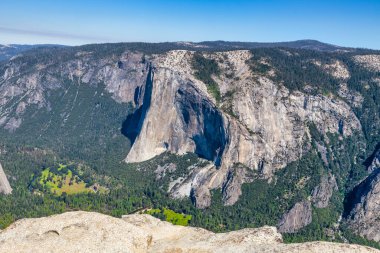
(0, 44, 65, 61)
(0, 40, 364, 62)
(182, 39, 354, 52)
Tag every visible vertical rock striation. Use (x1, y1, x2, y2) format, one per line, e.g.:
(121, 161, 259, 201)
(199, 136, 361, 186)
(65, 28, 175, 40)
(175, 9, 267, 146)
(277, 201, 313, 233)
(346, 151, 380, 242)
(124, 50, 361, 207)
(312, 174, 338, 208)
(0, 163, 12, 195)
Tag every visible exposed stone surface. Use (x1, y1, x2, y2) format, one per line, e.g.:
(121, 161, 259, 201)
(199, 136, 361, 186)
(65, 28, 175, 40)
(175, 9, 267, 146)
(278, 201, 312, 233)
(338, 83, 364, 108)
(354, 55, 380, 72)
(0, 211, 150, 253)
(191, 185, 212, 209)
(316, 142, 329, 166)
(168, 163, 215, 201)
(347, 168, 380, 242)
(0, 163, 12, 194)
(312, 174, 338, 208)
(0, 211, 378, 253)
(125, 53, 227, 165)
(313, 59, 350, 79)
(124, 50, 361, 207)
(0, 49, 363, 207)
(222, 164, 255, 206)
(155, 163, 177, 180)
(368, 150, 380, 173)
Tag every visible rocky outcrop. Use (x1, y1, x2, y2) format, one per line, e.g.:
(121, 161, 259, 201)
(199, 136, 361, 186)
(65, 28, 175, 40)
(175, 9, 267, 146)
(191, 185, 212, 209)
(155, 163, 176, 180)
(346, 168, 380, 242)
(0, 163, 12, 194)
(313, 59, 350, 79)
(345, 147, 380, 242)
(0, 211, 378, 253)
(0, 211, 150, 253)
(169, 163, 216, 206)
(278, 201, 312, 233)
(222, 164, 254, 206)
(312, 174, 338, 208)
(354, 55, 380, 72)
(368, 149, 380, 173)
(338, 83, 363, 108)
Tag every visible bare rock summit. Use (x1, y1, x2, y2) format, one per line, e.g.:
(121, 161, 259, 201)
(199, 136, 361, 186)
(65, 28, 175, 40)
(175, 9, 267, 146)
(0, 211, 379, 253)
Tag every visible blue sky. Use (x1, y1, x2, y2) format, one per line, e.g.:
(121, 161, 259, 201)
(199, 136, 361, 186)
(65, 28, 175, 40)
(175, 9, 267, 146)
(0, 0, 379, 49)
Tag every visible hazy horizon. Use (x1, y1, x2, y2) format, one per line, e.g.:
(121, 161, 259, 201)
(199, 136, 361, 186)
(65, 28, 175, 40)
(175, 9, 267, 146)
(1, 0, 379, 49)
(1, 39, 377, 51)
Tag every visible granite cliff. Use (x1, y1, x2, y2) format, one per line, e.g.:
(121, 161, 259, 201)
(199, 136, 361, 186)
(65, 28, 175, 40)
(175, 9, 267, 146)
(0, 163, 12, 195)
(346, 149, 380, 242)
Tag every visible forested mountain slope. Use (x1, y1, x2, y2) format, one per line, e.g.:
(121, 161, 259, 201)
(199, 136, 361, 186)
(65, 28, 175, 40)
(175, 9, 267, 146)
(0, 44, 64, 61)
(0, 40, 379, 249)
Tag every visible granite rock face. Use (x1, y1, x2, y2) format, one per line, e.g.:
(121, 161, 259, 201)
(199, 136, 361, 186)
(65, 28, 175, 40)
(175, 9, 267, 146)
(124, 50, 361, 207)
(0, 163, 12, 195)
(277, 201, 313, 233)
(191, 185, 212, 209)
(0, 211, 378, 253)
(221, 164, 255, 206)
(347, 152, 380, 242)
(368, 150, 380, 173)
(354, 55, 380, 72)
(0, 211, 150, 253)
(312, 174, 338, 208)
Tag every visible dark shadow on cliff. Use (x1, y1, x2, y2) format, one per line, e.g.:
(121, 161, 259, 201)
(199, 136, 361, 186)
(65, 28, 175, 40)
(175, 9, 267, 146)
(363, 142, 380, 168)
(343, 169, 379, 219)
(121, 65, 153, 144)
(176, 85, 227, 167)
(192, 108, 226, 166)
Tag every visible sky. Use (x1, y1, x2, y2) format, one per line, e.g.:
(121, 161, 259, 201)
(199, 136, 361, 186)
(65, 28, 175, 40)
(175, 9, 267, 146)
(0, 0, 379, 49)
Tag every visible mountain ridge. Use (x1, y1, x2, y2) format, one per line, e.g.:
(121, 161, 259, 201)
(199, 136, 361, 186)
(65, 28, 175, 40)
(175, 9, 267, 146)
(0, 41, 380, 248)
(0, 39, 370, 62)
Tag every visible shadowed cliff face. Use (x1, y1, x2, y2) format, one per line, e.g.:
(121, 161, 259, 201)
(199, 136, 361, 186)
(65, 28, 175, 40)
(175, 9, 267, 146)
(175, 85, 227, 166)
(123, 67, 227, 167)
(121, 64, 154, 144)
(345, 149, 380, 242)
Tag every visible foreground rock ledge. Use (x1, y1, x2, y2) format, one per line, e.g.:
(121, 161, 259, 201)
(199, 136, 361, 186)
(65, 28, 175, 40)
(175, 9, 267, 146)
(0, 211, 378, 253)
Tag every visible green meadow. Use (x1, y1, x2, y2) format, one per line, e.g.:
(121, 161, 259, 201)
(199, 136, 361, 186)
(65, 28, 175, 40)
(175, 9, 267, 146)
(147, 208, 192, 226)
(32, 164, 105, 196)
